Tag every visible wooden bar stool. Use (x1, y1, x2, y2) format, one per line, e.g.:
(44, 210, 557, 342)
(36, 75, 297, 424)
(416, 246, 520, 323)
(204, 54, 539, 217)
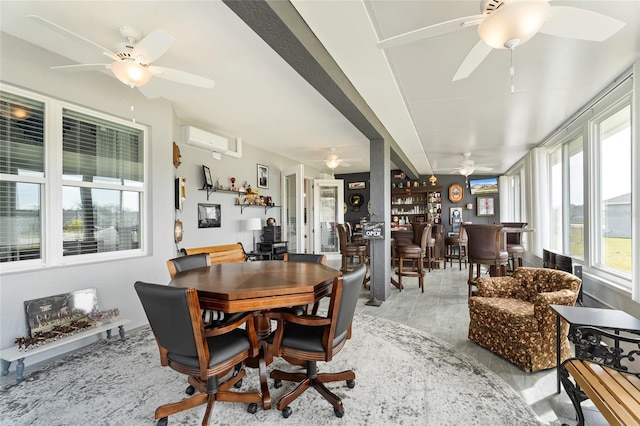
(395, 223, 431, 293)
(464, 224, 509, 296)
(337, 223, 367, 273)
(501, 222, 528, 271)
(444, 222, 469, 270)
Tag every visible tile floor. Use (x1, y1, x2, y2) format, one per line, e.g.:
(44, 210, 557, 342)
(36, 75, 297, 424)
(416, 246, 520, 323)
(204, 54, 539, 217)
(335, 259, 609, 426)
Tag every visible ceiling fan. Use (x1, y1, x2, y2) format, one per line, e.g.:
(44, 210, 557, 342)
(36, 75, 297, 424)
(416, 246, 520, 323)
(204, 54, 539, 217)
(28, 15, 215, 91)
(308, 148, 361, 170)
(437, 152, 493, 179)
(377, 0, 626, 82)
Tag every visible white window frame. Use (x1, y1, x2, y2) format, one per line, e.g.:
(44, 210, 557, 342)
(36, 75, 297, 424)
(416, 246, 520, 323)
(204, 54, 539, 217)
(0, 84, 148, 273)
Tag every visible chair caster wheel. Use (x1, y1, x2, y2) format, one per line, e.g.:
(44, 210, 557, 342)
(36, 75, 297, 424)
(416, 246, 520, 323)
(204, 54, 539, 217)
(157, 417, 168, 426)
(346, 379, 355, 389)
(334, 408, 344, 417)
(234, 378, 243, 389)
(282, 406, 292, 418)
(274, 379, 282, 388)
(247, 403, 258, 414)
(185, 385, 195, 395)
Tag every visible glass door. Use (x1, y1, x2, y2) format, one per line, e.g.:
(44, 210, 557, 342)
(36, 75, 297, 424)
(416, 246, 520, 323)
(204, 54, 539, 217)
(281, 165, 304, 254)
(313, 179, 344, 258)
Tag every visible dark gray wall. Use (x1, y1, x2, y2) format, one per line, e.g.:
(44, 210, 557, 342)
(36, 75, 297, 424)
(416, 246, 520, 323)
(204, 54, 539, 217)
(336, 170, 501, 233)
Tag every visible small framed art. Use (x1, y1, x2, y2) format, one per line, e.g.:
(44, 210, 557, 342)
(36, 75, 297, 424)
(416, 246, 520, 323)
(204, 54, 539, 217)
(257, 164, 269, 189)
(198, 203, 221, 228)
(477, 196, 495, 216)
(202, 165, 213, 189)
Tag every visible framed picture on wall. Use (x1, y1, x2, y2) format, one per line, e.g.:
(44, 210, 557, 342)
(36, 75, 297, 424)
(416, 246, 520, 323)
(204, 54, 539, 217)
(450, 207, 463, 224)
(477, 196, 495, 216)
(198, 203, 221, 228)
(257, 164, 269, 189)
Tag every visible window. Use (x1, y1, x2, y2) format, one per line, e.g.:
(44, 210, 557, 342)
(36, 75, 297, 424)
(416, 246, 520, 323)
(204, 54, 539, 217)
(593, 103, 631, 276)
(0, 91, 45, 263)
(544, 75, 632, 290)
(0, 86, 146, 270)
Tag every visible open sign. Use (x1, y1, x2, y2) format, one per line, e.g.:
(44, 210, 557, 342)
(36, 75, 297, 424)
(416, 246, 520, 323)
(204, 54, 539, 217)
(362, 222, 385, 240)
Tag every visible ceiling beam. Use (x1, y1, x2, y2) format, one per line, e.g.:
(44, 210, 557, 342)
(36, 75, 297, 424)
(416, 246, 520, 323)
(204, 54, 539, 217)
(224, 0, 420, 179)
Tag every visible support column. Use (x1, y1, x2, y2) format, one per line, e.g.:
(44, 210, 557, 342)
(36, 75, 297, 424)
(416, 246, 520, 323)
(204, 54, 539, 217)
(367, 139, 391, 305)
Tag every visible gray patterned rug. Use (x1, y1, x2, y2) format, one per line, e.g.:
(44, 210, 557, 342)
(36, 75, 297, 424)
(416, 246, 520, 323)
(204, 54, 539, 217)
(0, 314, 541, 425)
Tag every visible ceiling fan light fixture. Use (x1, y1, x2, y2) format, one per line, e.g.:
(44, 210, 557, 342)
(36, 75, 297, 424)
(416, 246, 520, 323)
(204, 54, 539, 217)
(478, 0, 550, 49)
(325, 155, 340, 170)
(110, 59, 153, 88)
(459, 166, 475, 177)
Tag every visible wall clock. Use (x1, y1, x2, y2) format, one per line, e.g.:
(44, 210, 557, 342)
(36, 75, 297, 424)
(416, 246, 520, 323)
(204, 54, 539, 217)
(349, 193, 364, 207)
(448, 183, 464, 203)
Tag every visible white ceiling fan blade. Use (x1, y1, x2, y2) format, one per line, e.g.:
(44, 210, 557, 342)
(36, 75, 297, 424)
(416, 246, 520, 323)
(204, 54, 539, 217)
(340, 161, 351, 168)
(377, 14, 484, 49)
(27, 15, 119, 61)
(51, 64, 110, 72)
(540, 6, 626, 41)
(452, 40, 493, 81)
(148, 66, 215, 89)
(131, 29, 175, 63)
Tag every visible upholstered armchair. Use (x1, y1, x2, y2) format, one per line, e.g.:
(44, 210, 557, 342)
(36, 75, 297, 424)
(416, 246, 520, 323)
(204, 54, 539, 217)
(468, 267, 582, 372)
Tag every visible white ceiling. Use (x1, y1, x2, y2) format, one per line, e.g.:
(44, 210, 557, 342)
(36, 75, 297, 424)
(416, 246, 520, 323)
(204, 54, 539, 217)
(1, 1, 639, 176)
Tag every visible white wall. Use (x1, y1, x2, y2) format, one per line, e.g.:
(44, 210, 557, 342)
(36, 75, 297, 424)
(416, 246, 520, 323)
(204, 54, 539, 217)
(0, 33, 322, 369)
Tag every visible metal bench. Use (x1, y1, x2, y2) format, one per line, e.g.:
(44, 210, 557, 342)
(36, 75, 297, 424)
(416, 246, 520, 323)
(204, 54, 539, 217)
(560, 325, 640, 426)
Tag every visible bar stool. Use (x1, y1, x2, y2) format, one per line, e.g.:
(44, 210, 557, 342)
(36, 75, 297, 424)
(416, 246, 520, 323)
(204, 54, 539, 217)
(464, 224, 509, 297)
(395, 223, 431, 293)
(501, 222, 527, 271)
(444, 222, 469, 270)
(337, 223, 367, 273)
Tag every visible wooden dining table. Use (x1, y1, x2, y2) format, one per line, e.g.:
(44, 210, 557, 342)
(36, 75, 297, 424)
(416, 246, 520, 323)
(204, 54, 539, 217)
(168, 260, 341, 409)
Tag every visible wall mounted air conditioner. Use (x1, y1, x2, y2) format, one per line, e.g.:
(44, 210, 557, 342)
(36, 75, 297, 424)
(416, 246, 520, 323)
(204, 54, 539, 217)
(182, 126, 228, 152)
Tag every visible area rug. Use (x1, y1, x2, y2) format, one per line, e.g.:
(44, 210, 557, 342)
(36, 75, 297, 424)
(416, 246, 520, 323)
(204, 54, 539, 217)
(0, 314, 541, 425)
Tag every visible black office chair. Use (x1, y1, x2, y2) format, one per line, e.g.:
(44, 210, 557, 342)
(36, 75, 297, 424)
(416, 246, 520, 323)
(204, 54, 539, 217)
(266, 264, 366, 418)
(166, 253, 210, 278)
(134, 282, 262, 426)
(283, 252, 327, 315)
(167, 253, 226, 325)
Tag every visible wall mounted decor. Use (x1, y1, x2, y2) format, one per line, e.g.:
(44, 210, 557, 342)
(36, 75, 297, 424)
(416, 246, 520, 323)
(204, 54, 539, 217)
(477, 196, 495, 216)
(450, 207, 463, 224)
(257, 164, 269, 189)
(198, 203, 221, 228)
(448, 183, 464, 203)
(202, 165, 213, 189)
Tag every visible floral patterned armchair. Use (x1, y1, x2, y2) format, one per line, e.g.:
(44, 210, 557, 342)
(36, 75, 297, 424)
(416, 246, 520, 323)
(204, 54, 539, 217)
(468, 267, 582, 372)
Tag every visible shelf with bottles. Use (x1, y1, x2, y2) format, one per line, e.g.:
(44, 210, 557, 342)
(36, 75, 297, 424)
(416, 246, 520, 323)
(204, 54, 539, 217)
(426, 189, 443, 224)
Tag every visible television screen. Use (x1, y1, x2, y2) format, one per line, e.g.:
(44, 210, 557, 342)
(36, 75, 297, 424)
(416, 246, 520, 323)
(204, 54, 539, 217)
(469, 177, 498, 195)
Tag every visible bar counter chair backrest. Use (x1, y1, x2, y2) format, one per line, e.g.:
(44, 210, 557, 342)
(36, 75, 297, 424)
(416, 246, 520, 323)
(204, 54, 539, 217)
(336, 223, 367, 273)
(267, 264, 367, 419)
(395, 222, 431, 293)
(464, 224, 509, 297)
(133, 282, 262, 426)
(501, 222, 528, 270)
(444, 222, 470, 270)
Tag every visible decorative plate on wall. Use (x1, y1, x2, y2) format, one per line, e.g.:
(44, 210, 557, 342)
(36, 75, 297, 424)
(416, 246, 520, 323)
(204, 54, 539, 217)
(448, 183, 464, 203)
